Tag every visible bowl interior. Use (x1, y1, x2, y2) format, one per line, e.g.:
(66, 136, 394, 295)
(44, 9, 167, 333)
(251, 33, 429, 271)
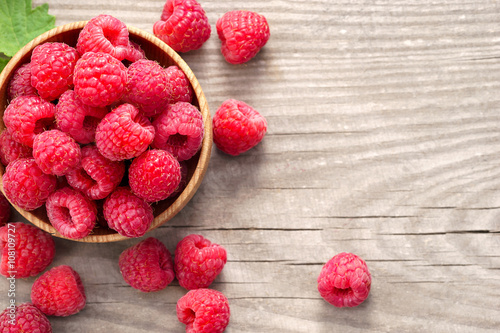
(0, 22, 212, 242)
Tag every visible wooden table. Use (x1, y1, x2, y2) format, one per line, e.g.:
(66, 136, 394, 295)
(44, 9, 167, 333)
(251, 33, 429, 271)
(2, 0, 500, 331)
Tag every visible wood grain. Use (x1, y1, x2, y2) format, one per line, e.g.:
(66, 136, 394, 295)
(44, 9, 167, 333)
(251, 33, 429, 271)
(1, 0, 500, 331)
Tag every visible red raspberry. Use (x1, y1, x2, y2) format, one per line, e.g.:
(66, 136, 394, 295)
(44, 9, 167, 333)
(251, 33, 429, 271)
(55, 90, 109, 144)
(118, 237, 175, 292)
(46, 187, 97, 240)
(2, 158, 57, 211)
(124, 40, 146, 63)
(30, 42, 79, 101)
(177, 288, 230, 333)
(128, 149, 181, 202)
(213, 99, 267, 156)
(0, 193, 10, 226)
(0, 303, 52, 332)
(0, 130, 33, 166)
(65, 144, 125, 200)
(0, 222, 55, 278)
(153, 0, 211, 53)
(95, 103, 155, 161)
(103, 187, 153, 238)
(151, 102, 204, 161)
(165, 65, 193, 104)
(123, 59, 170, 117)
(175, 234, 227, 290)
(3, 95, 55, 147)
(216, 10, 270, 64)
(31, 265, 86, 317)
(7, 63, 37, 100)
(76, 14, 129, 61)
(73, 52, 127, 108)
(317, 252, 372, 308)
(33, 130, 82, 176)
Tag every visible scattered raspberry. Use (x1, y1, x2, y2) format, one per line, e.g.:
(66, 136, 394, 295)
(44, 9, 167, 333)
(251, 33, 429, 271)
(30, 42, 80, 101)
(165, 65, 193, 104)
(46, 187, 97, 240)
(65, 144, 125, 200)
(152, 102, 204, 161)
(73, 51, 127, 108)
(0, 130, 33, 166)
(76, 14, 129, 61)
(176, 288, 230, 333)
(33, 129, 82, 176)
(128, 149, 181, 203)
(0, 303, 52, 333)
(0, 222, 55, 278)
(95, 103, 155, 161)
(103, 187, 153, 238)
(31, 265, 86, 317)
(123, 59, 170, 117)
(175, 234, 227, 290)
(66, 145, 125, 200)
(119, 237, 175, 292)
(2, 158, 57, 211)
(2, 95, 56, 147)
(216, 10, 270, 64)
(124, 40, 146, 63)
(0, 193, 10, 226)
(55, 90, 109, 144)
(213, 99, 267, 156)
(317, 252, 372, 308)
(7, 63, 37, 101)
(153, 0, 211, 53)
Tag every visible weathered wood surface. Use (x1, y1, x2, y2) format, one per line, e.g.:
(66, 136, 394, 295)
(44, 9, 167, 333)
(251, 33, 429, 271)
(2, 0, 500, 331)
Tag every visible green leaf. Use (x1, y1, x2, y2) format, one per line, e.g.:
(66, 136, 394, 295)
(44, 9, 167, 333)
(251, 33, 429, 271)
(0, 0, 55, 57)
(0, 55, 10, 73)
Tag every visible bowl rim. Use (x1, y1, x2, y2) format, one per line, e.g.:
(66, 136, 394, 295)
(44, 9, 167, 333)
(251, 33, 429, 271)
(0, 21, 212, 243)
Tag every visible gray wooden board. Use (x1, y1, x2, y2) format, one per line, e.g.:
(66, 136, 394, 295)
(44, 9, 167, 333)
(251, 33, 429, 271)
(1, 0, 499, 331)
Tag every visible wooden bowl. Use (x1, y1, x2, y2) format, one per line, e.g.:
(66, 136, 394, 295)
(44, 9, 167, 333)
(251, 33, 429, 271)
(0, 22, 212, 242)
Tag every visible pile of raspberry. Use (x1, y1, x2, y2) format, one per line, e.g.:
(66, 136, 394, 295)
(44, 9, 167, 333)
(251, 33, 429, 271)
(1, 14, 204, 240)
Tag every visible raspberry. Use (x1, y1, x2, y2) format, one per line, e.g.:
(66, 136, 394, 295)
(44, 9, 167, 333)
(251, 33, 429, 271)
(3, 95, 56, 147)
(118, 237, 175, 292)
(216, 11, 270, 64)
(176, 288, 230, 333)
(153, 0, 211, 53)
(317, 252, 372, 308)
(0, 303, 52, 332)
(2, 158, 57, 211)
(46, 187, 97, 240)
(30, 42, 80, 100)
(151, 102, 204, 161)
(0, 222, 55, 278)
(165, 65, 193, 104)
(0, 130, 33, 166)
(55, 90, 109, 144)
(172, 160, 188, 196)
(123, 59, 170, 117)
(76, 14, 129, 61)
(124, 40, 146, 63)
(31, 265, 86, 317)
(73, 52, 127, 108)
(65, 144, 125, 200)
(95, 103, 155, 161)
(175, 234, 227, 290)
(128, 149, 181, 203)
(7, 63, 37, 101)
(0, 193, 10, 226)
(103, 187, 153, 238)
(212, 99, 267, 156)
(33, 129, 82, 176)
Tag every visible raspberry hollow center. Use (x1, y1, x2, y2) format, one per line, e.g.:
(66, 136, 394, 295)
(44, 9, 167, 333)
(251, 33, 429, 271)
(167, 133, 188, 147)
